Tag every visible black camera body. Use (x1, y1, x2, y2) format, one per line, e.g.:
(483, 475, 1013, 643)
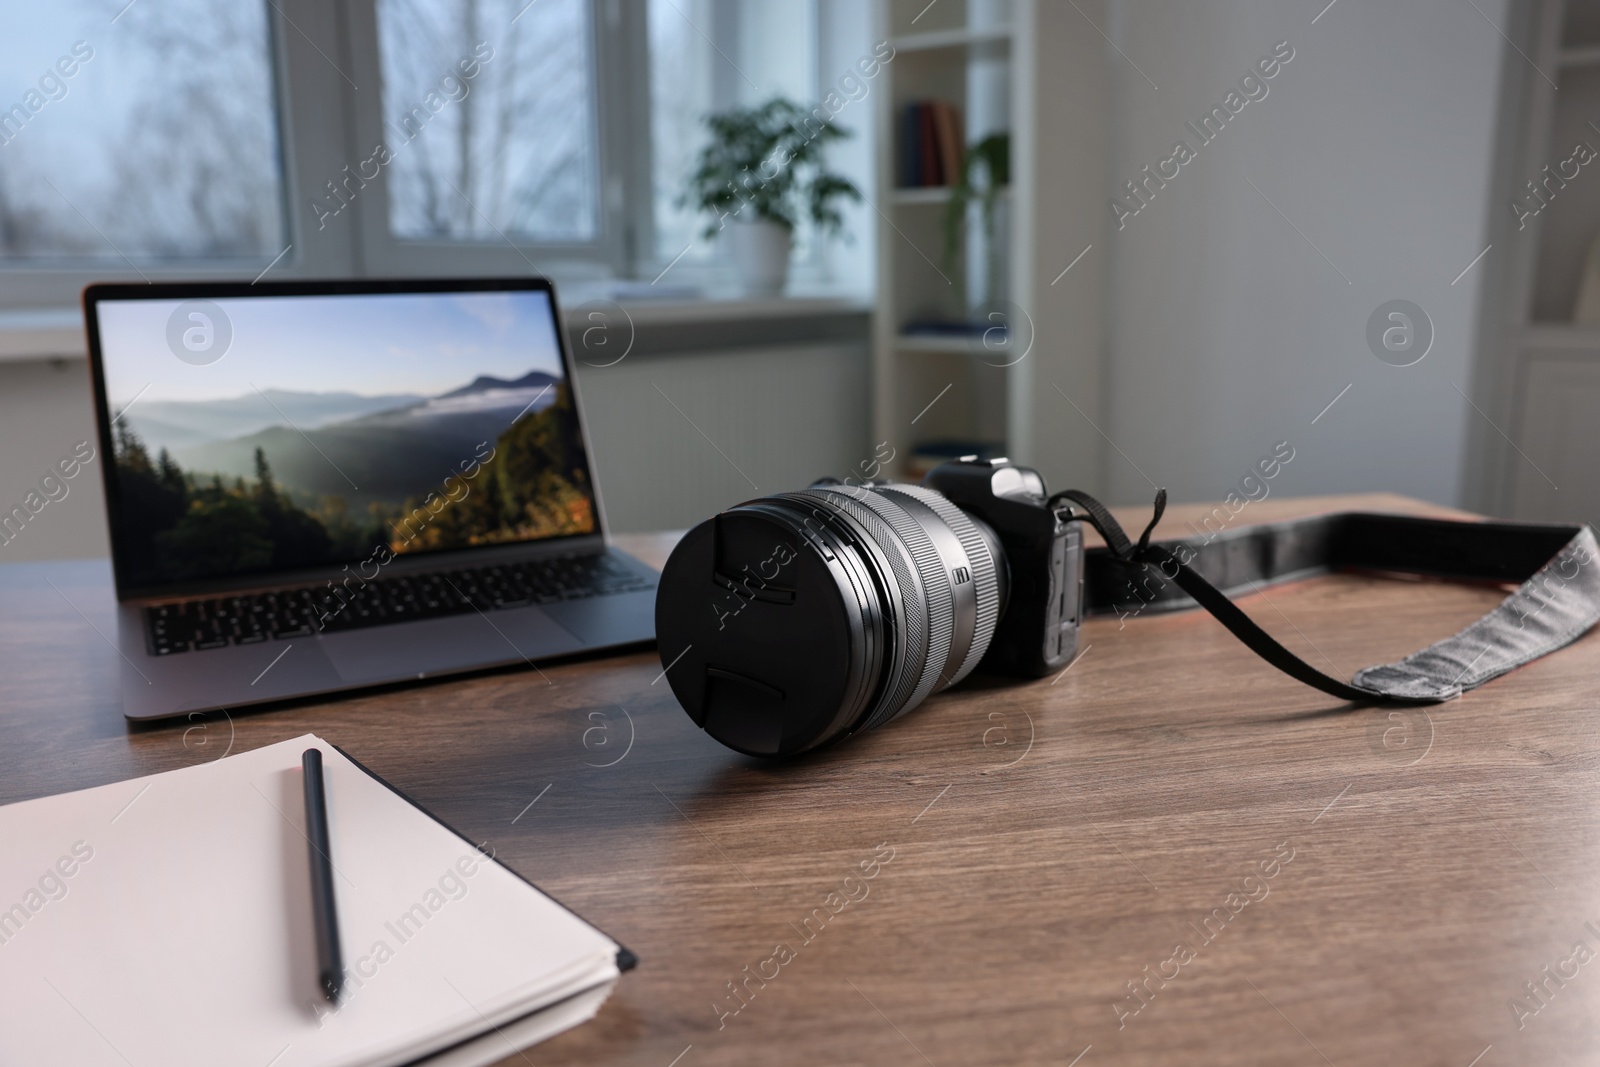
(924, 457, 1082, 678)
(658, 453, 1600, 757)
(654, 457, 1083, 757)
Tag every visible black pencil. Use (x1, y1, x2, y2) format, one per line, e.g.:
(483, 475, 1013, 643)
(302, 748, 344, 1002)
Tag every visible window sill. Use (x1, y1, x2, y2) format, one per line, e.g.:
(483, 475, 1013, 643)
(0, 309, 83, 364)
(0, 290, 872, 365)
(562, 285, 870, 359)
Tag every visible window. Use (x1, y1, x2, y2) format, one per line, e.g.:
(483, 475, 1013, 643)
(375, 0, 600, 243)
(648, 0, 818, 267)
(0, 0, 870, 309)
(0, 0, 285, 264)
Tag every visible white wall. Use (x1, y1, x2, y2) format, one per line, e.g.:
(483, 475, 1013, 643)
(577, 338, 870, 533)
(0, 358, 110, 562)
(1010, 0, 1111, 497)
(1101, 0, 1509, 507)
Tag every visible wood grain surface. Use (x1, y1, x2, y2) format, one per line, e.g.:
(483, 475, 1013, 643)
(2, 493, 1597, 1066)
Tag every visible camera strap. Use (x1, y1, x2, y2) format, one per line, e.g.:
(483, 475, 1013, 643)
(1051, 489, 1600, 703)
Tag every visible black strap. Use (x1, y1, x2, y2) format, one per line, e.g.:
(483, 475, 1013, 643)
(1051, 489, 1600, 704)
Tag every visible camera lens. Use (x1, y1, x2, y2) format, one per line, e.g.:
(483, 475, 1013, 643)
(654, 482, 1007, 757)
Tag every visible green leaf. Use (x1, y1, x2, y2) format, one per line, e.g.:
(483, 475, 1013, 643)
(682, 95, 860, 239)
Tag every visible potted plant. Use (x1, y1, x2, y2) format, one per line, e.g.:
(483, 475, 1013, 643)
(684, 97, 861, 296)
(942, 133, 1011, 313)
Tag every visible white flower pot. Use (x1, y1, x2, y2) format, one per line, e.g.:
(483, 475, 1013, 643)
(728, 219, 793, 297)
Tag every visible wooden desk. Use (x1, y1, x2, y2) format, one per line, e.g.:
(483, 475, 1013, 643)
(3, 494, 1598, 1066)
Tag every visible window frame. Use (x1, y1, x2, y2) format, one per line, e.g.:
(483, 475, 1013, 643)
(0, 0, 357, 310)
(0, 0, 862, 310)
(341, 0, 648, 279)
(0, 0, 650, 309)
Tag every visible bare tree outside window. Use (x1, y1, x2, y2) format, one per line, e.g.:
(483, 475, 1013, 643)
(648, 0, 715, 263)
(0, 0, 284, 262)
(376, 0, 598, 243)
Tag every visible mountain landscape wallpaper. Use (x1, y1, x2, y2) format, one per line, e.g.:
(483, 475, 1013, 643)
(97, 291, 596, 586)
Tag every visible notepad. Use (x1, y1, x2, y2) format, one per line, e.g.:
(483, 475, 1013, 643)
(0, 735, 630, 1067)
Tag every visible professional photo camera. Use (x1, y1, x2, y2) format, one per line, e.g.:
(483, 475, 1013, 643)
(656, 456, 1600, 760)
(653, 457, 1082, 757)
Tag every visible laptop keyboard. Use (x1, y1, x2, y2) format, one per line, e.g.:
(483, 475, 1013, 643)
(143, 553, 654, 656)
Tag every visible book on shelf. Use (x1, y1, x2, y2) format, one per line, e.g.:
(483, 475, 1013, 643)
(932, 102, 963, 187)
(900, 100, 964, 188)
(919, 104, 941, 187)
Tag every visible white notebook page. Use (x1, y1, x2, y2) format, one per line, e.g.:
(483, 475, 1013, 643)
(0, 735, 619, 1067)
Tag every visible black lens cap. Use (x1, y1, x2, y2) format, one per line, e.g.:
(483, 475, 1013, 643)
(654, 506, 878, 757)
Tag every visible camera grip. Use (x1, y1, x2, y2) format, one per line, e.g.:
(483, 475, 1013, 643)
(980, 520, 1082, 678)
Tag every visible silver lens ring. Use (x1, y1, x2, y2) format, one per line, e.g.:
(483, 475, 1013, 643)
(780, 490, 928, 733)
(879, 483, 1002, 688)
(799, 486, 953, 731)
(739, 499, 887, 744)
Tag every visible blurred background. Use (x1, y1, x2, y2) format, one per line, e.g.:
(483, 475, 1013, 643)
(0, 0, 1591, 561)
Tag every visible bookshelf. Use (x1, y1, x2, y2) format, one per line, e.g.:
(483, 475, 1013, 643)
(872, 0, 1020, 478)
(1469, 0, 1600, 523)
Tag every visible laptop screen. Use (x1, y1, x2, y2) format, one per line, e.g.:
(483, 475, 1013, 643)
(92, 285, 597, 591)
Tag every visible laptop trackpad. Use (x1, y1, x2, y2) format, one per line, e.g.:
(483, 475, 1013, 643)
(322, 608, 584, 682)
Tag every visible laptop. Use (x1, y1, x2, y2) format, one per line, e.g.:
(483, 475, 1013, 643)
(83, 278, 657, 722)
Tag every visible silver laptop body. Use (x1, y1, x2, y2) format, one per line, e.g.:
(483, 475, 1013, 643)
(83, 278, 656, 721)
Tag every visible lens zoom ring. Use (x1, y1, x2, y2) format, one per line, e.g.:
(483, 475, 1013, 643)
(826, 490, 953, 726)
(881, 483, 1001, 685)
(801, 489, 952, 730)
(787, 491, 927, 727)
